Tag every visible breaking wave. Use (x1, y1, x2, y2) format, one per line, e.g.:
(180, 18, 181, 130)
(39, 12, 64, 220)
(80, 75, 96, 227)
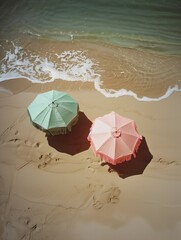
(0, 41, 180, 101)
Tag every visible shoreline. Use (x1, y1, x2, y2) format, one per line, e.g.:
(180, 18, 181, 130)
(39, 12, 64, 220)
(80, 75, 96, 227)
(1, 37, 181, 100)
(0, 76, 181, 102)
(0, 77, 181, 239)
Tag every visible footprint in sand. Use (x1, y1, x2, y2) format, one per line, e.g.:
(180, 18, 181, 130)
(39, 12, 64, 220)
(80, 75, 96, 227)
(90, 184, 121, 210)
(14, 130, 19, 135)
(38, 153, 52, 168)
(8, 138, 21, 143)
(24, 140, 41, 148)
(18, 216, 31, 226)
(33, 142, 40, 148)
(156, 158, 177, 166)
(18, 216, 38, 236)
(2, 129, 40, 148)
(86, 157, 94, 163)
(38, 153, 61, 169)
(6, 137, 41, 149)
(106, 187, 121, 204)
(24, 140, 34, 147)
(92, 197, 103, 210)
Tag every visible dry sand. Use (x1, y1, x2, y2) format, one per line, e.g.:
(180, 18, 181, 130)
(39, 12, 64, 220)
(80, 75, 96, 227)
(0, 78, 181, 240)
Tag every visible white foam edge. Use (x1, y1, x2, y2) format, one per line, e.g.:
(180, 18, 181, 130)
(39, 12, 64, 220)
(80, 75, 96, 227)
(94, 80, 181, 102)
(0, 75, 180, 102)
(1, 41, 180, 101)
(0, 75, 54, 84)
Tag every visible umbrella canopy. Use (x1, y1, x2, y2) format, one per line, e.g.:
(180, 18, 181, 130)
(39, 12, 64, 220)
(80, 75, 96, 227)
(88, 111, 142, 165)
(28, 90, 79, 135)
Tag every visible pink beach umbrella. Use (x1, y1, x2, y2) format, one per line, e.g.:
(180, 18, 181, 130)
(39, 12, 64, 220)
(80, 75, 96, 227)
(88, 111, 142, 165)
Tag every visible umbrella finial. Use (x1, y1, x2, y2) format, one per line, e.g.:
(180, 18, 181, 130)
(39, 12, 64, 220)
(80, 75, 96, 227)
(112, 127, 121, 138)
(49, 101, 59, 108)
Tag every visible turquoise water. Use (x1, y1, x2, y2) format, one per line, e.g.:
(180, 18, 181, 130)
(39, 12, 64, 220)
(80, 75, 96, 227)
(0, 0, 181, 101)
(0, 0, 181, 55)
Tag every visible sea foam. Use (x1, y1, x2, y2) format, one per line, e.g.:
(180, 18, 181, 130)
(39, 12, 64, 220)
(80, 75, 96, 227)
(0, 41, 180, 101)
(0, 42, 99, 84)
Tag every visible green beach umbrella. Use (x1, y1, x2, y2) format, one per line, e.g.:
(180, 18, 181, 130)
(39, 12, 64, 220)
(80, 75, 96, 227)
(28, 90, 79, 135)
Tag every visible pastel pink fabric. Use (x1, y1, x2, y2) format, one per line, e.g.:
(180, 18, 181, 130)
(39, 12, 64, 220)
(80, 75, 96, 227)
(88, 111, 142, 165)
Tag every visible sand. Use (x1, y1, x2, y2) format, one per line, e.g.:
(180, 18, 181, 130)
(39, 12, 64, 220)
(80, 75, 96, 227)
(0, 77, 181, 240)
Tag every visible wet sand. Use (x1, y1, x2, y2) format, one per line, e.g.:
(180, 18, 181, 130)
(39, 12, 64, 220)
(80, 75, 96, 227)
(0, 77, 181, 240)
(1, 37, 181, 99)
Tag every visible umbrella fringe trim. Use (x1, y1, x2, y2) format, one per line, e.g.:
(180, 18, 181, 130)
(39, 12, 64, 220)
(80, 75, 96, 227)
(90, 136, 142, 165)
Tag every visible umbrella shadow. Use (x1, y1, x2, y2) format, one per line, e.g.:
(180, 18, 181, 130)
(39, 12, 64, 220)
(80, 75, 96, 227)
(46, 111, 92, 155)
(102, 137, 153, 178)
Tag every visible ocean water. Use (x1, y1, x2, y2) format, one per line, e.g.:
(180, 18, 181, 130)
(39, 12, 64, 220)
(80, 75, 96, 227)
(0, 0, 181, 100)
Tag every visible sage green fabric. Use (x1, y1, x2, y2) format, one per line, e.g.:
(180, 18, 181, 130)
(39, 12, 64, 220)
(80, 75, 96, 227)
(28, 90, 78, 130)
